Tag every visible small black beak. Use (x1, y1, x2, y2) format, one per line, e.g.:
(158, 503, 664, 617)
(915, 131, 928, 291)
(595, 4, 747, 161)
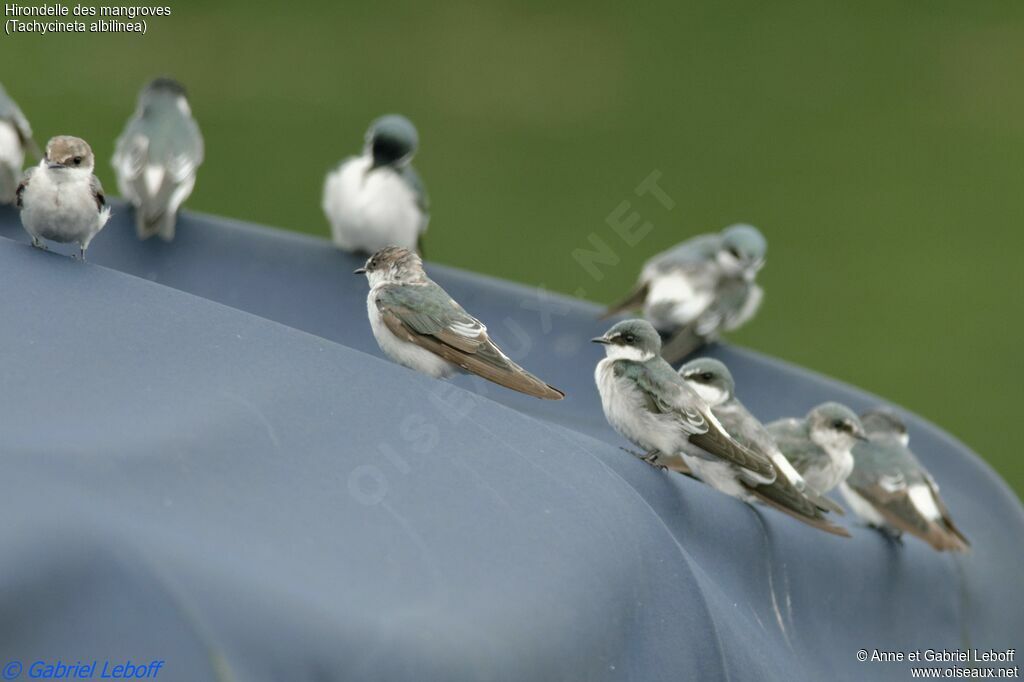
(353, 267, 367, 275)
(47, 162, 63, 170)
(854, 432, 869, 442)
(591, 336, 610, 345)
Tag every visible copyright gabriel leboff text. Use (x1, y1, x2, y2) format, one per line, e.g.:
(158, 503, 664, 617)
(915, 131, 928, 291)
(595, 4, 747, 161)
(856, 648, 1018, 678)
(1, 659, 164, 680)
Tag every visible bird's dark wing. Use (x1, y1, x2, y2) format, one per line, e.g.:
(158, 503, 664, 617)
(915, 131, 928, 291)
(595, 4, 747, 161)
(15, 166, 34, 209)
(377, 283, 564, 400)
(90, 174, 106, 213)
(600, 281, 649, 320)
(623, 361, 776, 480)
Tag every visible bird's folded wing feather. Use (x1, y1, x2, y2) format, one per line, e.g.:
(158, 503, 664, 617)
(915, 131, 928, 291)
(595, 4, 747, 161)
(626, 363, 775, 479)
(767, 420, 822, 475)
(377, 284, 563, 399)
(90, 175, 106, 212)
(15, 166, 34, 209)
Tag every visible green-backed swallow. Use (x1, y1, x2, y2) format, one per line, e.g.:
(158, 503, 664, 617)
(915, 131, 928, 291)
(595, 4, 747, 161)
(767, 403, 867, 494)
(0, 82, 39, 205)
(356, 246, 563, 400)
(17, 136, 110, 260)
(840, 409, 969, 552)
(323, 114, 429, 255)
(679, 358, 849, 537)
(602, 224, 767, 364)
(112, 77, 204, 241)
(592, 320, 779, 498)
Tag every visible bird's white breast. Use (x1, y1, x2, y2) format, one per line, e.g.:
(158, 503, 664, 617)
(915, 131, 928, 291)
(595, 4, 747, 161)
(0, 121, 24, 202)
(367, 286, 455, 379)
(802, 437, 854, 493)
(839, 482, 887, 526)
(644, 272, 714, 330)
(20, 166, 108, 245)
(324, 155, 424, 253)
(594, 359, 684, 461)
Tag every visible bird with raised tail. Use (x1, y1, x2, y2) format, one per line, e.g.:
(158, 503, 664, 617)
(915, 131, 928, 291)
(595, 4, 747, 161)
(324, 114, 429, 255)
(356, 246, 563, 400)
(767, 403, 868, 495)
(17, 136, 110, 260)
(0, 83, 39, 206)
(678, 358, 848, 536)
(112, 77, 204, 241)
(840, 409, 969, 552)
(603, 224, 767, 363)
(592, 319, 778, 498)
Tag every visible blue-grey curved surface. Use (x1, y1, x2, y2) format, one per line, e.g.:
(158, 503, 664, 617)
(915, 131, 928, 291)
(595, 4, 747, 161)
(0, 204, 1020, 681)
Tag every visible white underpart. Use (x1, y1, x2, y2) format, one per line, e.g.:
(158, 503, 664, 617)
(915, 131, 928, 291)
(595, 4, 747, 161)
(603, 344, 654, 363)
(716, 250, 745, 276)
(19, 163, 110, 248)
(686, 381, 727, 406)
(644, 272, 713, 329)
(805, 430, 856, 492)
(839, 482, 887, 526)
(726, 284, 763, 331)
(594, 358, 688, 469)
(323, 154, 425, 253)
(144, 164, 165, 196)
(0, 121, 24, 203)
(367, 283, 455, 379)
(907, 483, 942, 521)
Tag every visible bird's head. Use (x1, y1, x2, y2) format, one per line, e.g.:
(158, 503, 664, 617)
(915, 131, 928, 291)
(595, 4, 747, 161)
(355, 245, 425, 285)
(591, 319, 662, 361)
(718, 224, 767, 277)
(45, 136, 94, 172)
(364, 114, 419, 175)
(679, 357, 735, 406)
(807, 402, 868, 451)
(860, 408, 909, 446)
(139, 76, 191, 116)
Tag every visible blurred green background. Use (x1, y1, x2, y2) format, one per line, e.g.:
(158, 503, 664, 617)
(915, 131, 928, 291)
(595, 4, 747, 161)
(3, 1, 1021, 496)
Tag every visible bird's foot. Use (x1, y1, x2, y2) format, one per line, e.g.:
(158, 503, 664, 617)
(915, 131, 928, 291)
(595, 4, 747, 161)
(620, 447, 668, 471)
(31, 237, 48, 251)
(73, 247, 87, 261)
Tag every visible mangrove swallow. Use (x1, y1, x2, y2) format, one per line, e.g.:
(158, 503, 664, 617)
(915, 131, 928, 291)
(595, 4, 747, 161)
(17, 136, 110, 259)
(592, 319, 777, 496)
(0, 83, 39, 205)
(324, 114, 429, 255)
(357, 246, 563, 400)
(840, 408, 969, 552)
(112, 77, 204, 241)
(603, 224, 767, 363)
(679, 358, 849, 536)
(767, 403, 867, 494)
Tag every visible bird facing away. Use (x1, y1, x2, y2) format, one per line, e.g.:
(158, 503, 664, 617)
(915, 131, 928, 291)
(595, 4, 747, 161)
(357, 246, 563, 400)
(0, 83, 39, 206)
(592, 319, 779, 499)
(679, 358, 849, 537)
(112, 77, 204, 241)
(17, 136, 110, 259)
(603, 224, 767, 363)
(840, 409, 969, 552)
(323, 114, 429, 255)
(767, 403, 867, 494)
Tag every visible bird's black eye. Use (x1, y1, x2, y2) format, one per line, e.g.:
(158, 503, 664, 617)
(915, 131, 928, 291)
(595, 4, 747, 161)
(832, 419, 845, 430)
(72, 156, 82, 166)
(701, 372, 714, 382)
(623, 334, 636, 344)
(728, 247, 740, 258)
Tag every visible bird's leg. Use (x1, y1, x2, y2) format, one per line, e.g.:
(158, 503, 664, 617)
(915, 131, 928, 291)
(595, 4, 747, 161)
(870, 523, 904, 546)
(73, 245, 87, 261)
(31, 236, 48, 251)
(619, 446, 668, 471)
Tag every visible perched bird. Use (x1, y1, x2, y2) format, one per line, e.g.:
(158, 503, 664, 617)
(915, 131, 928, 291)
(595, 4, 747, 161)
(17, 136, 110, 259)
(840, 409, 969, 552)
(767, 403, 867, 494)
(603, 224, 767, 363)
(112, 77, 204, 241)
(0, 83, 39, 205)
(356, 246, 563, 399)
(592, 319, 778, 499)
(323, 114, 429, 255)
(679, 358, 848, 536)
